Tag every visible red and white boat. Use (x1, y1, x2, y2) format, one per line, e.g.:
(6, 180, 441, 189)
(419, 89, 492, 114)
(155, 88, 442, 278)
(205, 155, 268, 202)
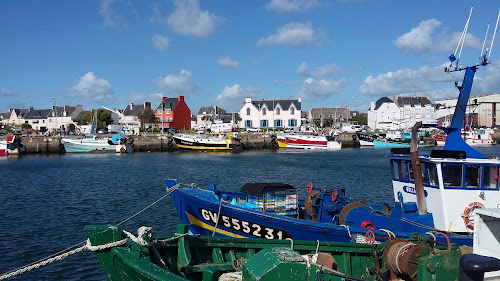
(462, 128, 496, 146)
(277, 134, 341, 150)
(0, 135, 26, 156)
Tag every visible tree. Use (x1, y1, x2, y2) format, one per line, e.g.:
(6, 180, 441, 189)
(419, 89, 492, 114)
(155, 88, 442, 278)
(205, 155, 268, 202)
(76, 111, 92, 125)
(351, 114, 367, 125)
(137, 108, 156, 130)
(96, 109, 112, 130)
(21, 123, 32, 129)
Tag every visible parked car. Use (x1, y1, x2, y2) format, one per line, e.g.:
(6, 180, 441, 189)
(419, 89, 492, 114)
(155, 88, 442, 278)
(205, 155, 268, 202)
(284, 127, 299, 133)
(98, 129, 108, 134)
(246, 127, 261, 132)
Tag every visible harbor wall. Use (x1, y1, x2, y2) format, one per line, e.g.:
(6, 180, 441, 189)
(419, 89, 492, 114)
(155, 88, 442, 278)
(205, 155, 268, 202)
(15, 133, 360, 154)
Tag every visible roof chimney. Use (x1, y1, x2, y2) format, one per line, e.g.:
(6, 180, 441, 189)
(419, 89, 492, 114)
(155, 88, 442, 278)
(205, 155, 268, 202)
(162, 97, 168, 102)
(370, 101, 376, 111)
(179, 96, 184, 102)
(130, 103, 134, 110)
(245, 97, 252, 103)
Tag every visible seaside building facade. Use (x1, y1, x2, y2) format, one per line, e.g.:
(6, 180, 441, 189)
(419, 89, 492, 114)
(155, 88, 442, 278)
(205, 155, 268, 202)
(367, 95, 435, 131)
(436, 93, 500, 128)
(154, 96, 191, 131)
(239, 97, 301, 130)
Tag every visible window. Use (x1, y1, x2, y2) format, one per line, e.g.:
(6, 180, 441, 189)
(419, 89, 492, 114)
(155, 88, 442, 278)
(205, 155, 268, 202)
(291, 107, 295, 115)
(245, 120, 251, 127)
(262, 120, 268, 127)
(247, 108, 250, 115)
(391, 160, 399, 179)
(339, 114, 343, 119)
(276, 119, 282, 126)
(399, 161, 408, 181)
(465, 165, 481, 188)
(263, 108, 266, 115)
(289, 119, 297, 126)
(442, 164, 463, 188)
(276, 108, 280, 115)
(483, 166, 500, 189)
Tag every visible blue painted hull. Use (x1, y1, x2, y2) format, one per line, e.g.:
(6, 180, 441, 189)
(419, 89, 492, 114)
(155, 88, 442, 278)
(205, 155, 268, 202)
(167, 183, 473, 246)
(372, 140, 410, 147)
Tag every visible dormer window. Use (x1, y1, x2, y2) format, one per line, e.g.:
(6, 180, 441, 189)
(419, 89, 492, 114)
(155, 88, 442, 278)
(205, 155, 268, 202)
(263, 108, 266, 115)
(247, 108, 250, 115)
(291, 107, 295, 115)
(276, 107, 280, 115)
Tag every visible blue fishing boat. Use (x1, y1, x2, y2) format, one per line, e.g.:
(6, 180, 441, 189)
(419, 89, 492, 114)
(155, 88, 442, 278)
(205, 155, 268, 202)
(165, 10, 500, 247)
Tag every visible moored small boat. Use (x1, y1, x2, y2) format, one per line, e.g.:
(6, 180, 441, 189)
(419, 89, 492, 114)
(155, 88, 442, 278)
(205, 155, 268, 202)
(0, 135, 26, 156)
(61, 133, 133, 153)
(277, 134, 341, 150)
(172, 133, 240, 151)
(86, 223, 465, 281)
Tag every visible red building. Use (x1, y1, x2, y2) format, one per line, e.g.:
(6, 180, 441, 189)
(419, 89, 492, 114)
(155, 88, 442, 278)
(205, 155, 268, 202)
(155, 96, 191, 130)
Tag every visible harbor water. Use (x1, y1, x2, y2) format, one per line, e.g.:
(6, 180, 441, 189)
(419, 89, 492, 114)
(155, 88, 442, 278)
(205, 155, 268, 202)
(1, 146, 500, 280)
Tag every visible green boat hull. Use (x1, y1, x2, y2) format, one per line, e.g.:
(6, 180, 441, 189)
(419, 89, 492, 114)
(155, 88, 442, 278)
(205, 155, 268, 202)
(86, 224, 461, 281)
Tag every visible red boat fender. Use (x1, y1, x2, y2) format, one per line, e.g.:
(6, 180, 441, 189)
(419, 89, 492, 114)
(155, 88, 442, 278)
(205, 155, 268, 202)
(306, 182, 313, 193)
(331, 189, 338, 202)
(360, 220, 375, 229)
(462, 202, 484, 230)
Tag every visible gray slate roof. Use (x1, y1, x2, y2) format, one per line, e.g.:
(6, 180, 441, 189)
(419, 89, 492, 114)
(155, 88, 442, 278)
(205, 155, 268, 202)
(395, 96, 431, 107)
(157, 98, 180, 111)
(251, 99, 301, 111)
(25, 109, 52, 119)
(373, 97, 394, 110)
(197, 106, 226, 115)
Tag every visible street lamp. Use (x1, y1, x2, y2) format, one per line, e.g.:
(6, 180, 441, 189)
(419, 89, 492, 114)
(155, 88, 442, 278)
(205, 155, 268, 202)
(52, 97, 58, 136)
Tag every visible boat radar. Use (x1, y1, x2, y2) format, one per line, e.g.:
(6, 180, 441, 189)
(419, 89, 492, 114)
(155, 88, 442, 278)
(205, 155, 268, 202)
(442, 7, 500, 159)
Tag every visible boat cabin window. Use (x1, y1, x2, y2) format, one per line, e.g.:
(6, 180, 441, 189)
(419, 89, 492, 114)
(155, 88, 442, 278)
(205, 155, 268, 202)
(426, 163, 439, 186)
(442, 164, 463, 188)
(465, 165, 481, 188)
(483, 166, 500, 189)
(390, 160, 411, 182)
(399, 161, 408, 181)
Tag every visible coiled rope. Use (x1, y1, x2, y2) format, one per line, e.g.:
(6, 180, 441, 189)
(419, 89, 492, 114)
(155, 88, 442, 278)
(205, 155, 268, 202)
(0, 182, 187, 280)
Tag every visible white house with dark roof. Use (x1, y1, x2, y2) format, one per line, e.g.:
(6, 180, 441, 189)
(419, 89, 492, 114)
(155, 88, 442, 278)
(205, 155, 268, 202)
(239, 97, 301, 129)
(368, 95, 435, 131)
(121, 102, 152, 131)
(4, 108, 31, 125)
(24, 105, 83, 131)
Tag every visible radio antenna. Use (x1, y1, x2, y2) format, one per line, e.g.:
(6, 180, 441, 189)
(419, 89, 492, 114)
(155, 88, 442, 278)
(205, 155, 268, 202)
(487, 9, 500, 62)
(450, 6, 474, 69)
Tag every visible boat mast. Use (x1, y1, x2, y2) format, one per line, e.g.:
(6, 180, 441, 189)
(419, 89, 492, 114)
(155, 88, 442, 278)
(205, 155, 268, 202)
(443, 8, 499, 159)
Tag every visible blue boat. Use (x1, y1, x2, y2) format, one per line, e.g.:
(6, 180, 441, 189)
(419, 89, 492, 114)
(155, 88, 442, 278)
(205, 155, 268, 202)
(165, 13, 500, 247)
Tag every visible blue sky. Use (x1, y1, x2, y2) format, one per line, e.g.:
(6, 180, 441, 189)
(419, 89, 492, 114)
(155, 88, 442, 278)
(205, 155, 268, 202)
(1, 0, 500, 114)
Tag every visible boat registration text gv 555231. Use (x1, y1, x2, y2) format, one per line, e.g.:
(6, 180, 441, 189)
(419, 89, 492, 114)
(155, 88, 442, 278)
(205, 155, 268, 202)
(199, 208, 291, 239)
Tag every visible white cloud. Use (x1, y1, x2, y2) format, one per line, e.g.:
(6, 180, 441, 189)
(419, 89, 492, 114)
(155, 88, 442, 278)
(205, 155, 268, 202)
(167, 0, 225, 38)
(298, 77, 347, 101)
(266, 0, 321, 13)
(257, 22, 320, 49)
(66, 72, 115, 104)
(155, 69, 200, 94)
(296, 61, 340, 76)
(152, 34, 170, 51)
(216, 56, 241, 68)
(216, 84, 261, 107)
(0, 88, 16, 96)
(98, 0, 136, 29)
(359, 65, 455, 96)
(394, 19, 482, 55)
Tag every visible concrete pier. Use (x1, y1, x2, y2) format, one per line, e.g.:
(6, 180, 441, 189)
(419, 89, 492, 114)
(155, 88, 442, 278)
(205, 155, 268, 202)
(10, 132, 360, 155)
